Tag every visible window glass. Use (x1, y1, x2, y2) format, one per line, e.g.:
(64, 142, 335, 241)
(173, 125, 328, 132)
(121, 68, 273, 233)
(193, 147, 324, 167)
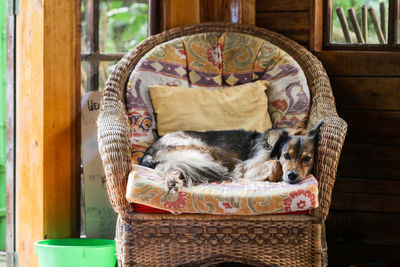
(330, 0, 389, 44)
(99, 1, 148, 52)
(81, 1, 88, 52)
(99, 61, 118, 90)
(81, 61, 118, 93)
(81, 0, 148, 92)
(80, 0, 147, 239)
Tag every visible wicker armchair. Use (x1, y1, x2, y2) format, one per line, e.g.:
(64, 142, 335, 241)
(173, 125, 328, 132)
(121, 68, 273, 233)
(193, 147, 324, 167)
(97, 23, 347, 267)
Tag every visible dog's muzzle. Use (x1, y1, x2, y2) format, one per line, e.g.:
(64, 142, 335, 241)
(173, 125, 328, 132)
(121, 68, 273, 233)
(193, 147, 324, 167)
(286, 171, 299, 184)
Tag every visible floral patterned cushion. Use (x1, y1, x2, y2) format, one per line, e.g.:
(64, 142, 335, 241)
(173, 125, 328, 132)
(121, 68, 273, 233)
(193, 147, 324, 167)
(126, 165, 319, 215)
(125, 32, 310, 164)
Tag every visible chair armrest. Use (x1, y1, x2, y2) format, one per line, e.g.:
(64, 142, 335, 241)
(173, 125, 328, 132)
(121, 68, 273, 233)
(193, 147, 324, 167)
(97, 96, 133, 213)
(310, 116, 347, 220)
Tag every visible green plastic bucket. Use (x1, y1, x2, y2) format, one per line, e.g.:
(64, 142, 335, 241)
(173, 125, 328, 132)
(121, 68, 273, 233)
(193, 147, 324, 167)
(35, 238, 116, 267)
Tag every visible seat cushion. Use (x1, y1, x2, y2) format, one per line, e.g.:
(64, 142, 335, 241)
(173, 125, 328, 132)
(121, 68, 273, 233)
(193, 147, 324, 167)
(126, 164, 319, 215)
(149, 80, 272, 136)
(125, 32, 310, 164)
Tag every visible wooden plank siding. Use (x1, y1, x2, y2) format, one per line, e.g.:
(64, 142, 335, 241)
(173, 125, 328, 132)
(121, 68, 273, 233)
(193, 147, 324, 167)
(331, 78, 400, 111)
(256, 0, 310, 45)
(338, 144, 400, 179)
(328, 243, 400, 266)
(315, 51, 400, 76)
(256, 12, 309, 45)
(326, 51, 400, 263)
(321, 44, 400, 266)
(255, 1, 400, 265)
(327, 211, 400, 246)
(340, 111, 400, 144)
(198, 0, 256, 25)
(256, 0, 309, 12)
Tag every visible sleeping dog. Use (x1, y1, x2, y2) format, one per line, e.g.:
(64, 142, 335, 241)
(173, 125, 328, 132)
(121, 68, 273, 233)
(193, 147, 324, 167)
(139, 122, 323, 187)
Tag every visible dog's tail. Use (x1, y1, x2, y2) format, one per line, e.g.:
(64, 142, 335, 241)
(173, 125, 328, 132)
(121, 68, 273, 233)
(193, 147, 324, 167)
(141, 150, 231, 185)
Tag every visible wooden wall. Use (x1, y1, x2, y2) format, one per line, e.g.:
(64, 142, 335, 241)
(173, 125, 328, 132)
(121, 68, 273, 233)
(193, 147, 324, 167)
(256, 0, 310, 46)
(257, 0, 400, 266)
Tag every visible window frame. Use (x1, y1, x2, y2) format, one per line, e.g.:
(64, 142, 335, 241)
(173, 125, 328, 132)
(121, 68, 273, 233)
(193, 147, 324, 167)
(81, 0, 152, 92)
(324, 0, 400, 51)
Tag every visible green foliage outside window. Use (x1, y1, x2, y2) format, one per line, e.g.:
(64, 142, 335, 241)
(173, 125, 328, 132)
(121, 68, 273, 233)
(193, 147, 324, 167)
(332, 0, 389, 43)
(82, 0, 148, 53)
(99, 1, 148, 52)
(81, 0, 148, 92)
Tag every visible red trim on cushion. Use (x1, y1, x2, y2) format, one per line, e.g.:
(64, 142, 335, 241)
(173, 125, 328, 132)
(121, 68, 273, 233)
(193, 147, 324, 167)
(133, 203, 308, 215)
(134, 203, 170, 213)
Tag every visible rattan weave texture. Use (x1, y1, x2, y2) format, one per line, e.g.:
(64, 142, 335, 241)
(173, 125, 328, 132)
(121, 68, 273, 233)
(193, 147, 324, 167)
(98, 23, 347, 267)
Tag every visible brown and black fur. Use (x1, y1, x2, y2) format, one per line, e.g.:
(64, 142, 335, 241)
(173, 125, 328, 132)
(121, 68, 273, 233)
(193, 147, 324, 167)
(139, 122, 323, 186)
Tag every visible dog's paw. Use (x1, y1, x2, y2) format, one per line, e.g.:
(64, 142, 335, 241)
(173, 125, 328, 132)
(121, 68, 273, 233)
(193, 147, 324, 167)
(165, 171, 183, 200)
(231, 162, 245, 180)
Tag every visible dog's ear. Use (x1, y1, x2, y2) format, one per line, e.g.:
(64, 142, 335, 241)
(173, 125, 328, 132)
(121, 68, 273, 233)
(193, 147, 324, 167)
(270, 130, 289, 159)
(308, 121, 324, 145)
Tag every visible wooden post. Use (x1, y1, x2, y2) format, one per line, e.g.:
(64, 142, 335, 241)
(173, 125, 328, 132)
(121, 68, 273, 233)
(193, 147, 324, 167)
(148, 0, 161, 35)
(16, 0, 80, 266)
(86, 0, 99, 91)
(380, 2, 386, 41)
(199, 0, 231, 23)
(361, 5, 368, 43)
(310, 0, 324, 51)
(336, 6, 352, 43)
(241, 0, 256, 25)
(348, 8, 365, 43)
(161, 0, 200, 31)
(6, 0, 17, 264)
(163, 0, 256, 30)
(368, 7, 386, 43)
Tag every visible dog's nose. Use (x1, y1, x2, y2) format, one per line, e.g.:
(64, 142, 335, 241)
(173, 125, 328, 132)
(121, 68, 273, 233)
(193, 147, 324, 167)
(288, 171, 298, 181)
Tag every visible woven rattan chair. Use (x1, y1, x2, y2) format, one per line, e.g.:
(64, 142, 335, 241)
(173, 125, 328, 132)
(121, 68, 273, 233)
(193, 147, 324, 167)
(98, 23, 347, 267)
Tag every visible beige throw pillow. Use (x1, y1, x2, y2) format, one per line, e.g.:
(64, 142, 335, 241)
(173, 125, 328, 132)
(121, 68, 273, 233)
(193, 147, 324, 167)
(149, 80, 272, 136)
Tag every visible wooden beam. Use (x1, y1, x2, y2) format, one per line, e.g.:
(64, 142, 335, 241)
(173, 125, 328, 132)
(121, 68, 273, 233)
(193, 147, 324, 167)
(315, 51, 400, 76)
(161, 0, 200, 31)
(200, 0, 231, 23)
(16, 0, 80, 266)
(241, 0, 256, 25)
(328, 242, 400, 267)
(327, 211, 400, 245)
(148, 0, 161, 35)
(309, 0, 323, 51)
(338, 144, 400, 179)
(163, 0, 255, 29)
(6, 0, 16, 264)
(331, 77, 400, 111)
(340, 111, 400, 145)
(257, 12, 310, 32)
(257, 0, 309, 12)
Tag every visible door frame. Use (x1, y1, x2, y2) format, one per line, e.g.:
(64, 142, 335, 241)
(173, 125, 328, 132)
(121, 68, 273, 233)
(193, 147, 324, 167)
(6, 0, 16, 265)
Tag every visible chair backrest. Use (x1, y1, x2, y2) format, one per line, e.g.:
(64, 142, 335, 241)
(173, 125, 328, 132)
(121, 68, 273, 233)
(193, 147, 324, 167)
(125, 31, 311, 163)
(98, 23, 339, 214)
